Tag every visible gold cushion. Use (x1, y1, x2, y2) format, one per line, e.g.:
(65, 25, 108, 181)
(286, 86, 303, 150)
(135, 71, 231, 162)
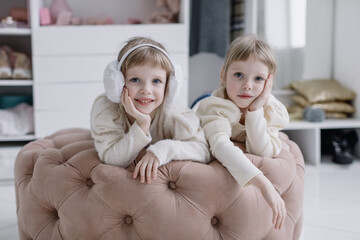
(292, 95, 355, 113)
(290, 79, 356, 104)
(326, 112, 348, 119)
(313, 102, 355, 113)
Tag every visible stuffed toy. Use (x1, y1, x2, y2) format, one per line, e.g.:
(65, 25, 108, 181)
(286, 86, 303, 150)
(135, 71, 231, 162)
(145, 0, 181, 23)
(49, 0, 72, 23)
(0, 47, 12, 79)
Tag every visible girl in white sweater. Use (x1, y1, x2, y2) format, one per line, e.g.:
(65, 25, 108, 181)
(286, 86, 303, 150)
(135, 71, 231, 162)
(196, 35, 289, 230)
(91, 37, 210, 184)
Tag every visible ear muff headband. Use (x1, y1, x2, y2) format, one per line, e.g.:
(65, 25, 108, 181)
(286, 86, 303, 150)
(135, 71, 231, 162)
(118, 44, 176, 72)
(103, 43, 181, 104)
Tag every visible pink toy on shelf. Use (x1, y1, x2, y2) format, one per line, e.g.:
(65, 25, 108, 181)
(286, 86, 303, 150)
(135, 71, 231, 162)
(39, 8, 51, 25)
(55, 10, 72, 25)
(49, 0, 72, 23)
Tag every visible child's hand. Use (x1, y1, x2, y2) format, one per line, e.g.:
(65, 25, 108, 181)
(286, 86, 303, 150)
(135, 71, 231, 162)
(121, 87, 151, 134)
(133, 151, 159, 184)
(248, 74, 273, 111)
(249, 173, 286, 230)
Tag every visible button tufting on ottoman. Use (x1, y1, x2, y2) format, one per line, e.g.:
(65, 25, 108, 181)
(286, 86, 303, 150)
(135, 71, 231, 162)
(15, 128, 304, 240)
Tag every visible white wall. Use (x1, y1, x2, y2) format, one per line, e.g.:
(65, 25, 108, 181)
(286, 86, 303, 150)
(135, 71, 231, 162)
(303, 0, 334, 80)
(188, 53, 223, 107)
(333, 0, 360, 119)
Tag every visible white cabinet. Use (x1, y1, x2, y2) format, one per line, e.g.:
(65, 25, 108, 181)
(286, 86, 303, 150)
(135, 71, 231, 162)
(284, 120, 360, 166)
(0, 0, 190, 140)
(0, 0, 35, 141)
(29, 0, 189, 137)
(274, 89, 360, 166)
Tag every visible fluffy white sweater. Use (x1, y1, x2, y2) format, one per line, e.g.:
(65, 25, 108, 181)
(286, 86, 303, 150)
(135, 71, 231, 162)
(196, 86, 289, 186)
(90, 94, 211, 167)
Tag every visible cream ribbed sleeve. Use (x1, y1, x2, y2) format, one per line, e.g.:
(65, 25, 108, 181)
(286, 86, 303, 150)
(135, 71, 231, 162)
(197, 97, 261, 186)
(90, 95, 210, 168)
(90, 94, 151, 167)
(245, 95, 289, 157)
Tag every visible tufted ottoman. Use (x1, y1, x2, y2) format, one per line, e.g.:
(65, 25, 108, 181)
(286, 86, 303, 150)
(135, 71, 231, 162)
(15, 128, 304, 240)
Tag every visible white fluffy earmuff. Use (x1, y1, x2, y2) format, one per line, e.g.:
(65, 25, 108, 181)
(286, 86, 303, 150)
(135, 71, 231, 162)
(103, 43, 182, 105)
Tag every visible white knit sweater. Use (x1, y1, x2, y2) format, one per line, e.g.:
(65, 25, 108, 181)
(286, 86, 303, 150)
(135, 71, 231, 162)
(90, 94, 211, 167)
(196, 86, 289, 186)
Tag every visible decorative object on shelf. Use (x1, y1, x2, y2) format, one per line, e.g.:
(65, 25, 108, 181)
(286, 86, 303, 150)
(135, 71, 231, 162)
(0, 45, 32, 79)
(145, 0, 181, 23)
(127, 18, 142, 24)
(0, 47, 12, 78)
(12, 51, 32, 79)
(0, 95, 32, 109)
(1, 16, 17, 28)
(40, 7, 52, 26)
(10, 7, 29, 23)
(287, 79, 357, 121)
(48, 0, 112, 26)
(83, 15, 114, 25)
(55, 10, 73, 25)
(0, 103, 34, 136)
(291, 79, 356, 103)
(303, 106, 325, 122)
(49, 0, 72, 23)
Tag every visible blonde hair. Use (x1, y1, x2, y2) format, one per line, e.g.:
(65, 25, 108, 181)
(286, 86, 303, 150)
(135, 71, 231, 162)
(118, 37, 173, 80)
(222, 35, 276, 80)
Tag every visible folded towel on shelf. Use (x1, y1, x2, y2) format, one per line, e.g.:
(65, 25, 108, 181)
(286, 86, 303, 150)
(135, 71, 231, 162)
(0, 103, 34, 136)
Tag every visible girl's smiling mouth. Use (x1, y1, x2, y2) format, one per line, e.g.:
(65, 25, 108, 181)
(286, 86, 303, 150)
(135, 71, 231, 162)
(135, 98, 154, 105)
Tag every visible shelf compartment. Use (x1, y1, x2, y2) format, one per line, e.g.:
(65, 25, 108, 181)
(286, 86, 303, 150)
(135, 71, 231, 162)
(0, 27, 31, 35)
(0, 80, 33, 86)
(0, 134, 35, 142)
(287, 118, 360, 130)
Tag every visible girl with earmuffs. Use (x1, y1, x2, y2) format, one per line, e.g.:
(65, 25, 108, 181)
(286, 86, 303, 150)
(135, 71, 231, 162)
(90, 36, 211, 184)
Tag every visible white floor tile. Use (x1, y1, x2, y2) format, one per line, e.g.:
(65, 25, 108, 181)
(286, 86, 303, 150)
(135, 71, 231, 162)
(301, 224, 360, 240)
(0, 183, 16, 202)
(303, 159, 360, 237)
(0, 223, 20, 240)
(0, 145, 21, 181)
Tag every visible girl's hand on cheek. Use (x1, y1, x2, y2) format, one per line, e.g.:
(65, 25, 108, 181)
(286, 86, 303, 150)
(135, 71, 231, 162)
(133, 151, 159, 184)
(121, 87, 151, 133)
(248, 74, 273, 111)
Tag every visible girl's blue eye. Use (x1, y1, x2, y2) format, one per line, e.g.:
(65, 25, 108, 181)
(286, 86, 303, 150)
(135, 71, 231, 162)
(130, 78, 140, 83)
(235, 72, 243, 78)
(255, 76, 264, 81)
(153, 79, 161, 84)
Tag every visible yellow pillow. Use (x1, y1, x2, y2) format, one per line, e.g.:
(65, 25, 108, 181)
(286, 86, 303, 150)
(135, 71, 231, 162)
(292, 94, 354, 113)
(313, 102, 355, 113)
(326, 112, 348, 119)
(290, 79, 356, 104)
(292, 95, 309, 107)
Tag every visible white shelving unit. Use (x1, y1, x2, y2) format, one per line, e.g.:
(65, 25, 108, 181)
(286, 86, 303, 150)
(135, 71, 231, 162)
(0, 80, 33, 86)
(0, 78, 34, 141)
(273, 89, 360, 166)
(0, 28, 31, 36)
(30, 0, 190, 138)
(1, 0, 190, 140)
(284, 119, 360, 166)
(0, 0, 34, 142)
